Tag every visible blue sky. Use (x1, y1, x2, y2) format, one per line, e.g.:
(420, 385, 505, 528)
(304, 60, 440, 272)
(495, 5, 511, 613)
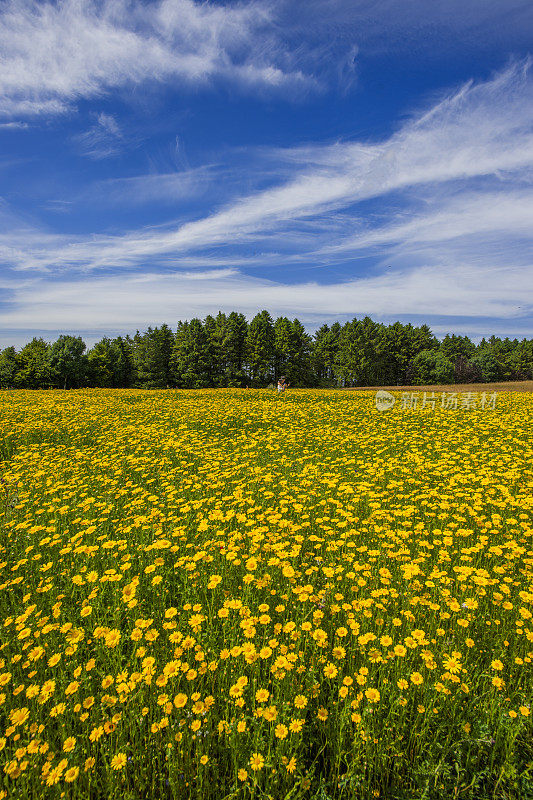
(1, 0, 532, 348)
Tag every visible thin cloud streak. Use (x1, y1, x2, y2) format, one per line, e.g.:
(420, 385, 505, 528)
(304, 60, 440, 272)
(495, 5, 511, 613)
(1, 261, 531, 337)
(2, 61, 531, 273)
(0, 0, 311, 119)
(321, 190, 533, 254)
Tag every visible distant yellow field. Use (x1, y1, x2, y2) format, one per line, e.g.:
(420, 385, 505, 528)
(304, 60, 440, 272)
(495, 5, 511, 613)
(0, 389, 532, 799)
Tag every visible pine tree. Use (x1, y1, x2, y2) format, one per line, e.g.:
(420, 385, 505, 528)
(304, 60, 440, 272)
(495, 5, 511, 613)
(111, 336, 135, 387)
(313, 323, 342, 386)
(171, 319, 212, 388)
(0, 347, 19, 388)
(289, 319, 313, 386)
(204, 312, 227, 386)
(134, 325, 174, 388)
(223, 312, 248, 386)
(87, 338, 116, 387)
(440, 334, 475, 362)
(246, 311, 275, 385)
(274, 317, 294, 380)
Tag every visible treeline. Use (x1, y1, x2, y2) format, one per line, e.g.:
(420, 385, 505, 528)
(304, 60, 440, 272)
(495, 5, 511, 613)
(1, 311, 532, 389)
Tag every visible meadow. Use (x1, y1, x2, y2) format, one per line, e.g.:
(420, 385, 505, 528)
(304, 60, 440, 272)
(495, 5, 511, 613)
(0, 388, 532, 800)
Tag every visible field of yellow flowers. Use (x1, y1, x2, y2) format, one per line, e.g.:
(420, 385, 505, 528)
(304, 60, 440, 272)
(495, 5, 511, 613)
(0, 388, 532, 800)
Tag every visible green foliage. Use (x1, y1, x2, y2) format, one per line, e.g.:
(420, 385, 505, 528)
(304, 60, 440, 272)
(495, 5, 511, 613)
(171, 319, 213, 388)
(470, 349, 504, 383)
(13, 338, 52, 388)
(246, 310, 275, 385)
(410, 349, 455, 385)
(49, 335, 87, 389)
(0, 346, 19, 388)
(223, 312, 248, 386)
(3, 315, 532, 389)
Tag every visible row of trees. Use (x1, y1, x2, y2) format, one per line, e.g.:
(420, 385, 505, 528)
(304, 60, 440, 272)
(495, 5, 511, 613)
(1, 311, 532, 389)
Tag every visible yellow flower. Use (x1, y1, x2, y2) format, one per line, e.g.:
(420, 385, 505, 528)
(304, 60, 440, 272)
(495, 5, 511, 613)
(365, 688, 380, 703)
(410, 672, 423, 685)
(275, 724, 288, 739)
(255, 688, 270, 703)
(249, 753, 264, 772)
(286, 757, 297, 774)
(111, 753, 127, 770)
(105, 629, 121, 648)
(491, 659, 504, 671)
(317, 707, 328, 721)
(519, 706, 530, 717)
(63, 737, 76, 753)
(238, 769, 248, 781)
(9, 707, 30, 727)
(323, 662, 338, 679)
(174, 693, 188, 708)
(65, 767, 79, 782)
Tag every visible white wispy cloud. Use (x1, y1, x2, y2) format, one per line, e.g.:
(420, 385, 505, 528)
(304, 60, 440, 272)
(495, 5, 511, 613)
(87, 165, 219, 206)
(0, 0, 310, 119)
(1, 62, 532, 343)
(321, 189, 533, 254)
(2, 61, 532, 272)
(0, 121, 28, 129)
(1, 261, 531, 348)
(73, 112, 124, 160)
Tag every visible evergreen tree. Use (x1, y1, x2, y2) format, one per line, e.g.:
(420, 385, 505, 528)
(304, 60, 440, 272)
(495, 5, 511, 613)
(507, 339, 533, 380)
(0, 347, 19, 388)
(289, 319, 313, 386)
(313, 323, 341, 386)
(170, 322, 188, 387)
(87, 338, 116, 387)
(204, 312, 227, 386)
(382, 322, 419, 385)
(246, 311, 275, 385)
(1, 313, 531, 389)
(334, 319, 360, 387)
(134, 325, 174, 388)
(223, 312, 248, 386)
(334, 317, 388, 386)
(111, 336, 135, 387)
(171, 319, 212, 388)
(440, 333, 475, 362)
(274, 317, 294, 380)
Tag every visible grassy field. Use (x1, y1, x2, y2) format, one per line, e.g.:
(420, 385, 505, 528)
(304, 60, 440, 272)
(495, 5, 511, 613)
(344, 381, 533, 393)
(0, 388, 532, 800)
